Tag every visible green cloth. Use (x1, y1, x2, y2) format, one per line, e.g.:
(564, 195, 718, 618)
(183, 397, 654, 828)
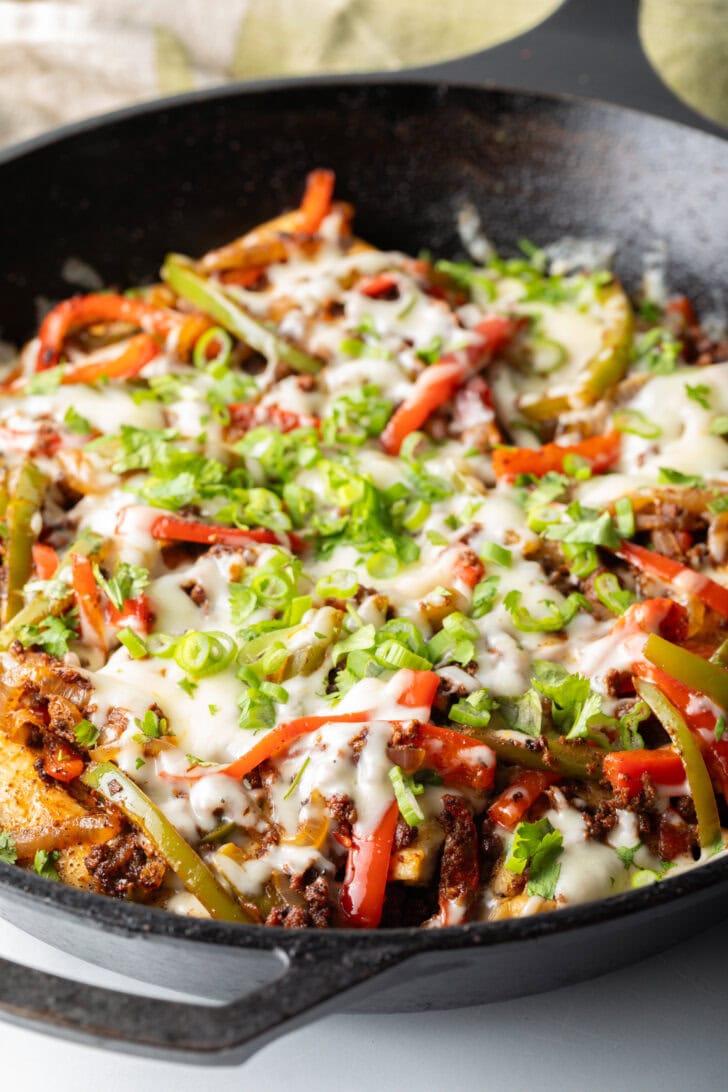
(0, 0, 726, 148)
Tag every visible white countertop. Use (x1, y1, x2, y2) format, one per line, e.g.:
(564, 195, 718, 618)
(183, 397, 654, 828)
(1, 911, 726, 1090)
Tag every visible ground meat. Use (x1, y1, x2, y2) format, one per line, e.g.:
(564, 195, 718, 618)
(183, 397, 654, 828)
(303, 876, 332, 928)
(393, 816, 417, 851)
(46, 695, 85, 746)
(265, 905, 310, 928)
(349, 727, 368, 762)
(181, 581, 207, 607)
(604, 669, 636, 699)
(327, 793, 355, 843)
(478, 818, 503, 887)
(85, 831, 166, 899)
(438, 795, 480, 915)
(584, 799, 619, 839)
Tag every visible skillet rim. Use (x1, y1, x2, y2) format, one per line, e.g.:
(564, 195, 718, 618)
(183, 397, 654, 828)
(0, 74, 727, 955)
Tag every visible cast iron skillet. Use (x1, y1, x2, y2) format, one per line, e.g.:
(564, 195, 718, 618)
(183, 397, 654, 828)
(0, 0, 727, 1065)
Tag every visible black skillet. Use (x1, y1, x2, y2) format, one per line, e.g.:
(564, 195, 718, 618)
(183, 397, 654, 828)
(0, 0, 727, 1065)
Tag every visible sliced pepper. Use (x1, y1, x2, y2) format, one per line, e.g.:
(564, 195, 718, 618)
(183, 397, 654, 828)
(149, 513, 305, 554)
(43, 739, 85, 783)
(71, 553, 107, 651)
(162, 255, 322, 375)
(616, 541, 728, 619)
(602, 747, 686, 798)
(2, 463, 48, 625)
(644, 632, 728, 711)
(81, 762, 251, 922)
(298, 168, 335, 234)
(0, 528, 101, 651)
(35, 293, 208, 371)
(60, 333, 160, 385)
(474, 722, 604, 780)
(492, 431, 621, 481)
(411, 723, 495, 791)
(634, 677, 721, 849)
(488, 770, 559, 829)
(521, 280, 633, 421)
(339, 801, 399, 928)
(397, 669, 440, 710)
(31, 543, 59, 580)
(381, 315, 514, 455)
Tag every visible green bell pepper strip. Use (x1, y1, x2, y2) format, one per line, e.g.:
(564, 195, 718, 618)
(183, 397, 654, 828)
(2, 463, 48, 625)
(521, 281, 634, 422)
(473, 720, 604, 779)
(0, 528, 102, 651)
(81, 762, 252, 923)
(644, 632, 728, 712)
(162, 255, 322, 375)
(634, 678, 721, 850)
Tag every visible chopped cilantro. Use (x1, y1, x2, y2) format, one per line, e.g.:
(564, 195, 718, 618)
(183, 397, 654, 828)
(135, 709, 167, 739)
(685, 382, 711, 409)
(73, 719, 99, 748)
(17, 610, 79, 658)
(63, 406, 92, 433)
(505, 818, 564, 899)
(33, 849, 60, 881)
(0, 831, 17, 865)
(93, 560, 149, 611)
(615, 843, 642, 870)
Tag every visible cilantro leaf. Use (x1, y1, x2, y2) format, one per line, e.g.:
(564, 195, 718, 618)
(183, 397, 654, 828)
(544, 509, 620, 549)
(63, 406, 92, 434)
(73, 720, 99, 748)
(17, 610, 79, 658)
(497, 689, 543, 738)
(615, 843, 642, 870)
(504, 590, 588, 632)
(505, 818, 563, 898)
(33, 849, 60, 881)
(93, 561, 149, 611)
(471, 575, 500, 619)
(658, 467, 704, 488)
(685, 383, 711, 409)
(0, 831, 17, 865)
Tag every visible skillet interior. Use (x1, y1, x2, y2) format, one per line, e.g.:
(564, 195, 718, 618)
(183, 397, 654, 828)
(1, 80, 728, 1060)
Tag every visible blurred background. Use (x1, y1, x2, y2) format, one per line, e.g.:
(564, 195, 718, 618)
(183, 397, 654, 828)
(1, 0, 727, 147)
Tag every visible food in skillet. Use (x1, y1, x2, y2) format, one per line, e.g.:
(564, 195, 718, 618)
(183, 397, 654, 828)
(0, 170, 727, 928)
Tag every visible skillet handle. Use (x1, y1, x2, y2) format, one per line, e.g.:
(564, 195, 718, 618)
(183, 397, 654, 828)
(0, 942, 407, 1065)
(406, 0, 726, 136)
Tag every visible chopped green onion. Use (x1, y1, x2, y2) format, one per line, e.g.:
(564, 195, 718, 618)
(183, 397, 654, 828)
(147, 633, 178, 658)
(402, 499, 431, 531)
(315, 569, 359, 599)
(530, 335, 567, 375)
(283, 756, 311, 800)
(366, 552, 398, 579)
(193, 325, 233, 371)
(562, 453, 592, 481)
(250, 570, 292, 607)
(174, 630, 237, 678)
(614, 496, 635, 538)
(374, 639, 432, 672)
(339, 337, 365, 357)
(442, 611, 479, 640)
(449, 688, 493, 728)
(118, 627, 148, 659)
(73, 719, 100, 748)
(593, 572, 636, 615)
(612, 409, 662, 439)
(259, 681, 288, 703)
(480, 541, 512, 568)
(710, 416, 728, 436)
(389, 766, 425, 826)
(285, 595, 312, 626)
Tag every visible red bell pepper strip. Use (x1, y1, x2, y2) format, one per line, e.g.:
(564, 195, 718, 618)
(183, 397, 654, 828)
(107, 593, 153, 635)
(633, 659, 728, 802)
(381, 315, 515, 455)
(665, 295, 697, 326)
(161, 710, 373, 782)
(356, 273, 399, 298)
(339, 801, 398, 928)
(616, 540, 728, 619)
(612, 597, 689, 644)
(602, 747, 686, 798)
(43, 738, 85, 783)
(35, 294, 209, 370)
(488, 770, 559, 829)
(298, 169, 335, 235)
(32, 543, 59, 580)
(227, 402, 321, 435)
(492, 431, 621, 481)
(59, 333, 160, 385)
(149, 514, 305, 554)
(397, 670, 440, 710)
(71, 553, 107, 650)
(410, 723, 496, 791)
